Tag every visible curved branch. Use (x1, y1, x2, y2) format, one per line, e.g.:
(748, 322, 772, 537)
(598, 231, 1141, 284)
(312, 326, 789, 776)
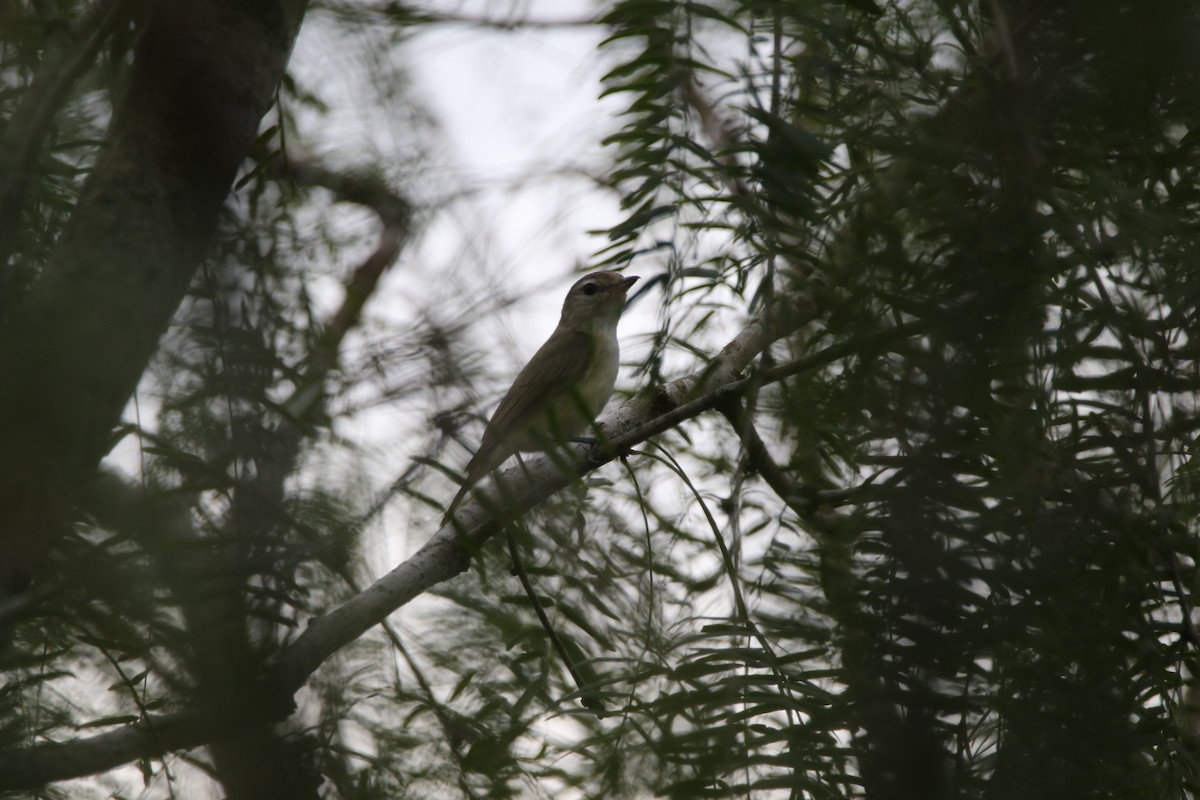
(0, 290, 938, 790)
(0, 709, 218, 792)
(278, 157, 413, 422)
(275, 291, 824, 688)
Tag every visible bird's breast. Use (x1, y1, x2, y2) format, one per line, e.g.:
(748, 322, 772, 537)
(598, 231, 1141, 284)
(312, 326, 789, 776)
(514, 330, 619, 451)
(576, 332, 619, 415)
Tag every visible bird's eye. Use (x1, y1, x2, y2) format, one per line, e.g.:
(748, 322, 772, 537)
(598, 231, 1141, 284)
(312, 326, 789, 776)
(581, 283, 599, 296)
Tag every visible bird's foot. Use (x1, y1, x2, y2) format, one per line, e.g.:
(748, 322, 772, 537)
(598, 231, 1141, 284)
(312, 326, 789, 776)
(567, 436, 598, 446)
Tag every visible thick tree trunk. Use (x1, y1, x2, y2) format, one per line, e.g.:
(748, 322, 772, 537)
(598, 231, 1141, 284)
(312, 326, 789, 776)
(0, 0, 306, 586)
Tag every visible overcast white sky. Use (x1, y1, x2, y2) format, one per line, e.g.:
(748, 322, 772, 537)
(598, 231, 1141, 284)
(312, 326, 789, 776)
(282, 0, 673, 570)
(89, 5, 766, 794)
(65, 3, 777, 796)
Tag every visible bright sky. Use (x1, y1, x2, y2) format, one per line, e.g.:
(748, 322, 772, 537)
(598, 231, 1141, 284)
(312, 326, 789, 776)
(281, 0, 668, 567)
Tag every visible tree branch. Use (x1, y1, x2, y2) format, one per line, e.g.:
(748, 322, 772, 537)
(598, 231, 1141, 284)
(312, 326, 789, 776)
(0, 0, 311, 593)
(275, 291, 824, 688)
(278, 156, 413, 422)
(0, 709, 219, 792)
(0, 290, 934, 790)
(0, 0, 134, 265)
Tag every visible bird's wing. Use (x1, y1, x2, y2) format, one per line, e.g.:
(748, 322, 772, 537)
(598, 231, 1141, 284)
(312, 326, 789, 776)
(478, 328, 595, 458)
(443, 330, 595, 525)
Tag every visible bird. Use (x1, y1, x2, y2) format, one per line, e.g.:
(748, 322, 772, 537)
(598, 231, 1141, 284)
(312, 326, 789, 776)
(442, 270, 639, 525)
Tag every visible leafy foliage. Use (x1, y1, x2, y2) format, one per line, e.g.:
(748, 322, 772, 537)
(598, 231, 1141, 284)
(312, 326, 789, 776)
(3, 0, 1200, 798)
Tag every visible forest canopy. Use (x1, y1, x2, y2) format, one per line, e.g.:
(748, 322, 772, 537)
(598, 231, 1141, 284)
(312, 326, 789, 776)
(2, 1, 1200, 798)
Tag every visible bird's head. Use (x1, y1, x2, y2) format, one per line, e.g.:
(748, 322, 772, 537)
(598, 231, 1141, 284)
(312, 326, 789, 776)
(559, 271, 639, 331)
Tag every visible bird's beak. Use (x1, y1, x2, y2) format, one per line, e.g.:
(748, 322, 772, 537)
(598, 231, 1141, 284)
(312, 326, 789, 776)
(614, 275, 639, 294)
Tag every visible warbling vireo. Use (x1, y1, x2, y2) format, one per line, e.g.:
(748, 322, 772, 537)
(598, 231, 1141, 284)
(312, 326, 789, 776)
(443, 271, 639, 524)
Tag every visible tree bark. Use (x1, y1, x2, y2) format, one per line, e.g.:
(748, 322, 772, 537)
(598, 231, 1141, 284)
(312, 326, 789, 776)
(0, 0, 307, 589)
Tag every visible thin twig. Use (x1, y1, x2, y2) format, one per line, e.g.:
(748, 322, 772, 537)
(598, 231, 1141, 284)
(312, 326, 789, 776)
(0, 0, 133, 264)
(1164, 548, 1200, 651)
(504, 526, 604, 711)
